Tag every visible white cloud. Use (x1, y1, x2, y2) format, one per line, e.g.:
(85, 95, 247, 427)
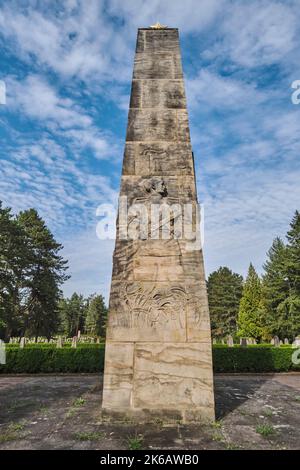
(0, 1, 131, 82)
(8, 75, 91, 128)
(186, 69, 266, 110)
(1, 0, 300, 299)
(221, 1, 298, 68)
(62, 230, 114, 302)
(6, 74, 121, 160)
(106, 0, 223, 33)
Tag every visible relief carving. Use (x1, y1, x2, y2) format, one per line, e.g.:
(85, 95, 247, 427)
(140, 146, 187, 173)
(111, 283, 186, 329)
(110, 283, 204, 329)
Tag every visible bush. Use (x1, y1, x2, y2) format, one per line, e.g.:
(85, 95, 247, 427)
(0, 344, 105, 373)
(213, 346, 300, 372)
(0, 344, 299, 374)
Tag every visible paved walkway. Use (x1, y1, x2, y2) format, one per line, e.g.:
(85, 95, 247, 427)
(0, 373, 299, 449)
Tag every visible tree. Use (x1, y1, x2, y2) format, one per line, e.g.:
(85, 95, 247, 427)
(85, 294, 107, 337)
(260, 212, 300, 340)
(0, 202, 31, 340)
(275, 211, 300, 339)
(17, 209, 69, 340)
(58, 293, 87, 337)
(286, 210, 300, 296)
(261, 238, 291, 340)
(207, 267, 243, 339)
(237, 263, 264, 341)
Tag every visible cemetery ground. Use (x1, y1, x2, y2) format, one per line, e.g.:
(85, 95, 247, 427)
(0, 373, 299, 450)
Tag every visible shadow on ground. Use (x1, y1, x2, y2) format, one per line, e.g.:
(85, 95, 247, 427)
(0, 373, 299, 450)
(214, 374, 269, 419)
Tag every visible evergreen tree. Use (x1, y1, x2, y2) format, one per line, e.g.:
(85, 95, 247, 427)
(276, 211, 300, 339)
(58, 293, 87, 337)
(286, 210, 300, 296)
(261, 238, 290, 339)
(0, 202, 31, 340)
(207, 266, 243, 339)
(85, 294, 107, 337)
(237, 263, 263, 341)
(17, 209, 69, 340)
(261, 212, 300, 340)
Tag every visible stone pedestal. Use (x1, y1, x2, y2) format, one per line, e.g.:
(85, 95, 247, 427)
(102, 27, 215, 423)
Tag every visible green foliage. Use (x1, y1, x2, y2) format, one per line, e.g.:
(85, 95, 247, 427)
(212, 345, 299, 372)
(85, 294, 107, 337)
(0, 344, 105, 373)
(0, 202, 69, 341)
(261, 237, 290, 340)
(237, 264, 264, 341)
(260, 212, 300, 341)
(207, 267, 243, 339)
(256, 424, 275, 437)
(0, 202, 32, 340)
(127, 434, 144, 450)
(286, 210, 300, 295)
(58, 293, 88, 337)
(1, 344, 299, 374)
(17, 209, 69, 340)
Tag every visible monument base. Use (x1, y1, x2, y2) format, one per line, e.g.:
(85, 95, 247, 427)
(102, 341, 215, 424)
(101, 406, 215, 425)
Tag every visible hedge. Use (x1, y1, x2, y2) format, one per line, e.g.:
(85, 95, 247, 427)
(212, 346, 300, 372)
(0, 345, 105, 373)
(0, 345, 299, 374)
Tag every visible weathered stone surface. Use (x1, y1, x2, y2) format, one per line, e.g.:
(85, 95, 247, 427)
(133, 52, 183, 79)
(122, 142, 194, 176)
(130, 79, 186, 109)
(102, 342, 134, 408)
(133, 343, 214, 410)
(102, 27, 214, 422)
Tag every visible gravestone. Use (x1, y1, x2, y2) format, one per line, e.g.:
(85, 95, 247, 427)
(240, 338, 247, 347)
(71, 336, 77, 348)
(20, 337, 25, 349)
(227, 335, 234, 347)
(294, 336, 300, 347)
(57, 336, 63, 348)
(273, 336, 280, 347)
(102, 25, 215, 423)
(284, 338, 289, 345)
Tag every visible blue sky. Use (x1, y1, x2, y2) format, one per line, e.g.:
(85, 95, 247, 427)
(0, 0, 299, 301)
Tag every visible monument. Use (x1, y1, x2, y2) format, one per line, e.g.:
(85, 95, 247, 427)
(102, 25, 215, 423)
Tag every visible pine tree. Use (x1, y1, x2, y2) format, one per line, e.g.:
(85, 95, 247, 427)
(286, 210, 300, 295)
(237, 263, 263, 341)
(58, 293, 87, 337)
(276, 211, 300, 339)
(17, 209, 69, 340)
(207, 266, 243, 339)
(85, 294, 107, 338)
(0, 202, 31, 340)
(261, 237, 291, 339)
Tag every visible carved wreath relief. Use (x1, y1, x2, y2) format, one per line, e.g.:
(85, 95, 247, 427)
(110, 283, 203, 330)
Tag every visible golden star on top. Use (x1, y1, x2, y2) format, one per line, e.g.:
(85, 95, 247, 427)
(150, 22, 168, 29)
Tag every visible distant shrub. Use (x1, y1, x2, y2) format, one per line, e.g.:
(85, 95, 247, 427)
(0, 344, 105, 373)
(1, 344, 299, 374)
(213, 346, 300, 372)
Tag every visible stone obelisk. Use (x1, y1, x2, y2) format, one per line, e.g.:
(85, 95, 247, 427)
(102, 25, 215, 423)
